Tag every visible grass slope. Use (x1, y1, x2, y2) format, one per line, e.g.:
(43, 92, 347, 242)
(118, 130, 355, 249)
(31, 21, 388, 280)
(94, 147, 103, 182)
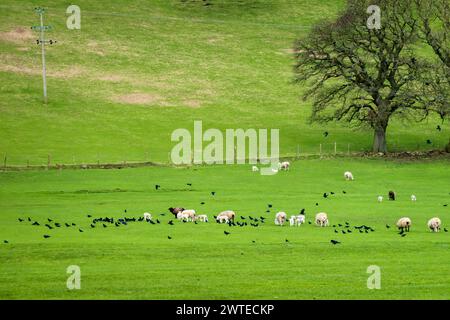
(0, 159, 449, 299)
(0, 0, 448, 166)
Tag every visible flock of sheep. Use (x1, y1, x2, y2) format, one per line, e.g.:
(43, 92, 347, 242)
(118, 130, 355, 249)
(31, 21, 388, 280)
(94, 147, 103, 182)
(141, 169, 444, 233)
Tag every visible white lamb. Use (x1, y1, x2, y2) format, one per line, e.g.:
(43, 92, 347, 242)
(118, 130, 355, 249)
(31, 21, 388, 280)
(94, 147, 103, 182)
(196, 214, 208, 222)
(275, 212, 287, 226)
(315, 212, 329, 227)
(143, 212, 152, 221)
(252, 166, 259, 172)
(344, 171, 354, 181)
(427, 217, 441, 232)
(289, 214, 305, 226)
(411, 195, 417, 202)
(377, 196, 383, 202)
(278, 161, 290, 171)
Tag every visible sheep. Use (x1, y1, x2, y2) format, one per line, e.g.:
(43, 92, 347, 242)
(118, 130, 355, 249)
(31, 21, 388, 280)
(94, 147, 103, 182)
(252, 166, 259, 172)
(289, 214, 305, 226)
(411, 195, 417, 202)
(181, 209, 195, 221)
(388, 191, 396, 201)
(216, 210, 235, 223)
(315, 212, 329, 227)
(427, 217, 441, 232)
(377, 196, 383, 202)
(195, 214, 209, 222)
(344, 171, 354, 181)
(278, 161, 290, 171)
(274, 212, 287, 226)
(168, 207, 185, 218)
(176, 212, 190, 222)
(143, 212, 152, 221)
(396, 217, 412, 232)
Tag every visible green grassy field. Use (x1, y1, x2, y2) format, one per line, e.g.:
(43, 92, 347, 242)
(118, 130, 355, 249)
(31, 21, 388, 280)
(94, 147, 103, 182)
(0, 0, 449, 166)
(1, 159, 449, 299)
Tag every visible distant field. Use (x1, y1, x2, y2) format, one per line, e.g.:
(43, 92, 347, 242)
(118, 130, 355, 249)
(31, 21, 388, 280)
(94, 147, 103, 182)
(0, 0, 448, 166)
(0, 159, 449, 299)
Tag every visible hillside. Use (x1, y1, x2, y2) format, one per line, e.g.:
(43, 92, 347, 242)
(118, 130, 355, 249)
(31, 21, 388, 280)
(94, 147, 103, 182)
(0, 0, 448, 165)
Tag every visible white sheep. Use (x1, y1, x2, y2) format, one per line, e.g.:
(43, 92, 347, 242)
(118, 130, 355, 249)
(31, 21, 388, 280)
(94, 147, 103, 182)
(252, 166, 259, 172)
(396, 217, 412, 232)
(411, 195, 417, 202)
(274, 212, 287, 226)
(196, 214, 209, 222)
(278, 161, 290, 171)
(143, 212, 152, 221)
(216, 210, 235, 223)
(377, 196, 383, 202)
(177, 212, 191, 222)
(427, 217, 441, 232)
(315, 212, 329, 227)
(344, 171, 354, 181)
(289, 214, 305, 226)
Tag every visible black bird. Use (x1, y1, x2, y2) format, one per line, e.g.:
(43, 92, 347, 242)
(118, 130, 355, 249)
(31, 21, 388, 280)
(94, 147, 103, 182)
(426, 139, 432, 145)
(48, 218, 52, 222)
(332, 225, 336, 228)
(359, 229, 363, 233)
(4, 240, 9, 244)
(334, 229, 338, 233)
(330, 240, 340, 245)
(342, 230, 346, 234)
(18, 218, 24, 222)
(168, 236, 172, 240)
(155, 184, 160, 190)
(436, 125, 441, 131)
(300, 208, 305, 215)
(200, 202, 205, 205)
(338, 224, 342, 227)
(224, 231, 230, 235)
(211, 191, 216, 196)
(323, 193, 328, 198)
(187, 183, 192, 186)
(386, 224, 390, 229)
(65, 223, 70, 227)
(308, 221, 312, 224)
(315, 203, 319, 206)
(443, 228, 448, 232)
(345, 222, 350, 225)
(252, 240, 256, 243)
(103, 224, 107, 228)
(90, 224, 95, 228)
(268, 204, 272, 208)
(347, 229, 352, 233)
(194, 221, 198, 224)
(124, 209, 127, 213)
(323, 131, 329, 137)
(72, 223, 76, 226)
(79, 229, 84, 232)
(444, 204, 448, 207)
(401, 233, 406, 237)
(343, 190, 347, 194)
(285, 239, 289, 243)
(156, 219, 160, 224)
(149, 220, 155, 225)
(240, 216, 246, 220)
(45, 224, 53, 229)
(28, 217, 32, 222)
(365, 230, 369, 233)
(87, 215, 92, 218)
(43, 235, 51, 239)
(55, 223, 61, 227)
(32, 221, 40, 226)
(330, 191, 335, 195)
(168, 220, 174, 225)
(265, 210, 270, 213)
(115, 222, 120, 227)
(249, 216, 254, 220)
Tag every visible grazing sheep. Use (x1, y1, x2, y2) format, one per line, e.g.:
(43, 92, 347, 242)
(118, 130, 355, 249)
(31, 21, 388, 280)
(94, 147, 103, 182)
(196, 214, 209, 222)
(315, 212, 329, 227)
(377, 196, 383, 202)
(252, 166, 259, 172)
(168, 207, 185, 218)
(180, 209, 196, 221)
(176, 212, 190, 222)
(411, 195, 417, 202)
(143, 212, 152, 221)
(344, 171, 354, 181)
(427, 217, 441, 232)
(396, 217, 412, 232)
(216, 210, 235, 223)
(388, 191, 396, 201)
(274, 212, 287, 226)
(290, 214, 305, 226)
(278, 161, 290, 171)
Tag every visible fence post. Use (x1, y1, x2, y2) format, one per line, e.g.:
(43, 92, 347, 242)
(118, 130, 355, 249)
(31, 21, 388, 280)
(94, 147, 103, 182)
(47, 154, 51, 170)
(334, 142, 337, 155)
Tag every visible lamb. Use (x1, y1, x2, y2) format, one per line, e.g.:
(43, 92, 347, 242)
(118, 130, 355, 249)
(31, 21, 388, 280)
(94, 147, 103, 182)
(396, 217, 412, 232)
(143, 212, 152, 221)
(377, 196, 383, 202)
(344, 171, 354, 181)
(216, 210, 235, 223)
(278, 161, 290, 171)
(427, 217, 441, 232)
(289, 214, 305, 226)
(252, 166, 259, 172)
(179, 209, 196, 222)
(176, 212, 190, 222)
(315, 212, 329, 227)
(411, 195, 417, 202)
(195, 214, 209, 222)
(388, 191, 396, 201)
(168, 207, 185, 218)
(274, 212, 287, 226)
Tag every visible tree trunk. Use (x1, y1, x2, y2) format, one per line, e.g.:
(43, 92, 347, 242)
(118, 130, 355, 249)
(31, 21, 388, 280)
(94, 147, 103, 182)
(373, 126, 387, 153)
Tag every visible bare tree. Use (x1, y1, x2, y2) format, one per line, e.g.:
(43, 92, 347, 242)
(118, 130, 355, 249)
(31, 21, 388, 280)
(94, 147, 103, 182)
(294, 0, 448, 153)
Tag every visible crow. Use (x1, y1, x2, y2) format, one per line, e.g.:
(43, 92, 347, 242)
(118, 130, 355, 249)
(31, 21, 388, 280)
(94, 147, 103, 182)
(149, 220, 155, 225)
(342, 190, 347, 194)
(268, 204, 272, 208)
(240, 216, 246, 220)
(194, 221, 198, 224)
(90, 224, 95, 228)
(48, 218, 52, 222)
(338, 224, 342, 227)
(443, 228, 448, 232)
(224, 231, 230, 235)
(168, 236, 172, 240)
(115, 222, 120, 227)
(300, 208, 305, 215)
(386, 224, 390, 229)
(168, 220, 174, 225)
(342, 230, 346, 234)
(55, 223, 61, 227)
(330, 191, 335, 195)
(444, 204, 448, 207)
(332, 225, 336, 228)
(32, 221, 40, 226)
(315, 203, 319, 206)
(347, 229, 352, 233)
(330, 240, 340, 245)
(249, 216, 254, 220)
(323, 131, 329, 137)
(18, 218, 24, 222)
(252, 240, 256, 243)
(401, 233, 406, 237)
(4, 240, 9, 244)
(265, 210, 270, 213)
(200, 202, 205, 205)
(436, 125, 441, 131)
(308, 221, 312, 224)
(156, 219, 160, 224)
(285, 239, 289, 243)
(28, 217, 32, 222)
(72, 223, 76, 226)
(87, 215, 92, 218)
(45, 224, 53, 229)
(426, 139, 432, 144)
(103, 224, 107, 228)
(155, 185, 160, 190)
(334, 230, 338, 233)
(65, 223, 70, 227)
(43, 235, 51, 239)
(323, 193, 328, 198)
(211, 191, 216, 196)
(79, 229, 84, 232)
(187, 183, 192, 186)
